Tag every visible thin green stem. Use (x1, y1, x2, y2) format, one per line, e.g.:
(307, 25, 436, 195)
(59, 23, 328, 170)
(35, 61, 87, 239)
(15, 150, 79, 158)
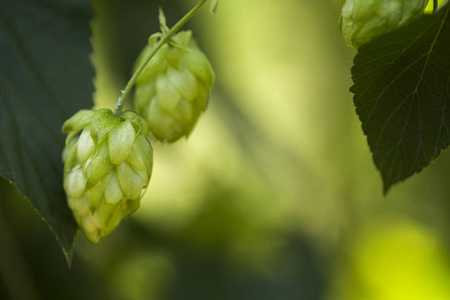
(433, 0, 438, 13)
(114, 0, 208, 115)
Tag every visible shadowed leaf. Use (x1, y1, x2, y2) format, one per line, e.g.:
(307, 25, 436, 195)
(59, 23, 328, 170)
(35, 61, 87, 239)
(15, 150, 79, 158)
(351, 3, 450, 193)
(0, 0, 95, 262)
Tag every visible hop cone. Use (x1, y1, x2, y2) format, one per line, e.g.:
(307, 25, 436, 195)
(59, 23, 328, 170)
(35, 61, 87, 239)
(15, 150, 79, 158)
(340, 0, 428, 48)
(134, 30, 214, 142)
(62, 109, 153, 243)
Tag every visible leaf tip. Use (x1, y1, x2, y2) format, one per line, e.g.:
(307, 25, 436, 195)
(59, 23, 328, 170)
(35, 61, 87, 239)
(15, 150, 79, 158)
(60, 238, 74, 267)
(382, 183, 392, 197)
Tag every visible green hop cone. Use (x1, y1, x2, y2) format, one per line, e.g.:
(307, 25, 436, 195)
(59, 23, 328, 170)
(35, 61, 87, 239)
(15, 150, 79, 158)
(134, 30, 214, 142)
(339, 0, 428, 48)
(62, 109, 153, 243)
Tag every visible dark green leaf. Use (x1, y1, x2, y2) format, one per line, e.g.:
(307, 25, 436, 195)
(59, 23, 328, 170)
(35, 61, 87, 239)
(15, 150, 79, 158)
(351, 3, 450, 193)
(0, 0, 95, 262)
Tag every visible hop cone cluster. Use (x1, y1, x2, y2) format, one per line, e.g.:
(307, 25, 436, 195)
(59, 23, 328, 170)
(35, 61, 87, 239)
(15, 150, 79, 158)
(134, 30, 214, 142)
(62, 109, 153, 243)
(340, 0, 428, 48)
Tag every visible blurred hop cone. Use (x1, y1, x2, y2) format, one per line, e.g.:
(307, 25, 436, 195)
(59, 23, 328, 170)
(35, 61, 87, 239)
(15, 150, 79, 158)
(339, 0, 428, 48)
(62, 109, 153, 243)
(134, 30, 214, 142)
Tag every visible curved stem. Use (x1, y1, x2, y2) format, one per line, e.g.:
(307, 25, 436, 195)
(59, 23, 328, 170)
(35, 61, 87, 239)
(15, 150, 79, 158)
(434, 0, 438, 13)
(114, 0, 209, 115)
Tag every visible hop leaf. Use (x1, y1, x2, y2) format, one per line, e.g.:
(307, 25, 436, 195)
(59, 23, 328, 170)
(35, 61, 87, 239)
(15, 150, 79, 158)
(62, 109, 153, 243)
(134, 30, 214, 142)
(339, 0, 428, 48)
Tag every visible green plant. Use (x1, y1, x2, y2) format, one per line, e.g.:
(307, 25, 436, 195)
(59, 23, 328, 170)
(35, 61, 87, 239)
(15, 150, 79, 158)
(341, 0, 450, 193)
(340, 0, 428, 48)
(1, 0, 449, 266)
(134, 29, 214, 142)
(62, 109, 153, 243)
(0, 0, 215, 263)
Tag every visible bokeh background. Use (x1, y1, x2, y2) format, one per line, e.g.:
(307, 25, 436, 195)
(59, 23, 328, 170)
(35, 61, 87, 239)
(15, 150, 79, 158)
(2, 0, 450, 299)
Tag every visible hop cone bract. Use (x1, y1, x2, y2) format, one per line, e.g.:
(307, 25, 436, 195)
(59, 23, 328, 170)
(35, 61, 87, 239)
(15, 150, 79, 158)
(62, 109, 153, 243)
(134, 30, 214, 142)
(340, 0, 428, 48)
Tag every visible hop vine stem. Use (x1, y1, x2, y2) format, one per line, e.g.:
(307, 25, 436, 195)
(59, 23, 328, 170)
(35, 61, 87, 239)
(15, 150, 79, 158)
(114, 0, 209, 115)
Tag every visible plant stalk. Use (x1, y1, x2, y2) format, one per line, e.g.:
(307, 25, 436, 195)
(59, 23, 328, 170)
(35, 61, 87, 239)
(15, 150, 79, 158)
(114, 0, 208, 115)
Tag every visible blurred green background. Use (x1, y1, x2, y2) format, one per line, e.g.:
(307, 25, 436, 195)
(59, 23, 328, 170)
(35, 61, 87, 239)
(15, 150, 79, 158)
(2, 0, 450, 299)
